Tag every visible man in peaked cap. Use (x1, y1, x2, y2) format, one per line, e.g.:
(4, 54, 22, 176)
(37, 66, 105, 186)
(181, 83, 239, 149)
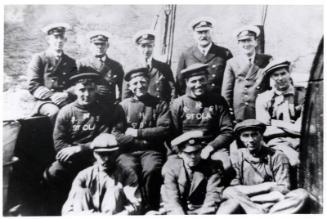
(222, 119, 309, 214)
(255, 59, 305, 167)
(62, 133, 142, 215)
(122, 30, 176, 102)
(77, 30, 124, 105)
(27, 22, 77, 124)
(160, 130, 239, 215)
(43, 72, 130, 215)
(222, 25, 272, 123)
(176, 17, 233, 96)
(170, 63, 234, 173)
(116, 67, 171, 213)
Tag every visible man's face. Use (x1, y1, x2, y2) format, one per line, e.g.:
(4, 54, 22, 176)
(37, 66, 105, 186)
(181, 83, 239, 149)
(137, 43, 154, 60)
(94, 151, 119, 172)
(271, 68, 292, 91)
(238, 36, 257, 56)
(128, 75, 149, 98)
(74, 82, 97, 106)
(239, 129, 263, 154)
(193, 29, 212, 47)
(179, 145, 202, 168)
(185, 75, 208, 98)
(47, 34, 66, 52)
(90, 41, 109, 57)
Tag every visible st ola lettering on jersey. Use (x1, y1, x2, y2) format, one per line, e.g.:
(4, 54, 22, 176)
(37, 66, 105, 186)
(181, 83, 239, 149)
(186, 112, 212, 120)
(82, 124, 95, 131)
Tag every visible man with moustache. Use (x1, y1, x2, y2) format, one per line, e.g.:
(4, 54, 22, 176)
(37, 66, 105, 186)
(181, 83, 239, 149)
(77, 31, 124, 105)
(27, 23, 77, 123)
(123, 30, 176, 102)
(176, 17, 233, 96)
(117, 67, 171, 212)
(223, 119, 309, 214)
(170, 63, 234, 172)
(255, 60, 305, 167)
(43, 73, 128, 215)
(62, 133, 141, 215)
(222, 25, 272, 123)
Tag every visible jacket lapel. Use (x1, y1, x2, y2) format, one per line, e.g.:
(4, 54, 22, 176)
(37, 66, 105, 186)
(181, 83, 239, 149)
(189, 171, 205, 197)
(177, 164, 188, 196)
(203, 44, 217, 63)
(192, 46, 206, 63)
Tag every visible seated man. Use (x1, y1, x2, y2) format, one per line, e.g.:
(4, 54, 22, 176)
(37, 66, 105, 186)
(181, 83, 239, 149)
(43, 73, 128, 215)
(62, 133, 141, 215)
(170, 63, 234, 171)
(161, 130, 235, 215)
(256, 60, 306, 166)
(116, 67, 171, 212)
(223, 119, 309, 214)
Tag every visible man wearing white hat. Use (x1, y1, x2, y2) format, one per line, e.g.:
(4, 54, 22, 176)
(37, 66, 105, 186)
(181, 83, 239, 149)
(176, 17, 233, 96)
(62, 133, 141, 215)
(77, 31, 124, 105)
(27, 23, 77, 124)
(221, 25, 272, 123)
(123, 30, 176, 102)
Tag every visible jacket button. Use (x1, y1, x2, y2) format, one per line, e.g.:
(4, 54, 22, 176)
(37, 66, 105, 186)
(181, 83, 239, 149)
(245, 102, 249, 105)
(51, 89, 55, 92)
(212, 74, 216, 78)
(63, 72, 66, 75)
(211, 83, 215, 87)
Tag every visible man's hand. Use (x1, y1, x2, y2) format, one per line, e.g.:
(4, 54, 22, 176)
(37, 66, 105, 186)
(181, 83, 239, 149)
(50, 92, 69, 106)
(56, 146, 81, 163)
(125, 128, 138, 137)
(201, 145, 214, 160)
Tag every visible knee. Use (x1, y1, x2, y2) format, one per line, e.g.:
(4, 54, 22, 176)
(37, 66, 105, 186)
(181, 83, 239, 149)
(210, 149, 231, 170)
(40, 103, 60, 118)
(290, 188, 310, 201)
(222, 187, 239, 199)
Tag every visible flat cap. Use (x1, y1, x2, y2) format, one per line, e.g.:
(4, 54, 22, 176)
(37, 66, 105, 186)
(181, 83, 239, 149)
(42, 23, 70, 36)
(180, 63, 209, 80)
(262, 59, 291, 77)
(234, 119, 266, 135)
(91, 133, 119, 152)
(69, 73, 100, 84)
(189, 17, 215, 31)
(171, 130, 210, 151)
(234, 25, 260, 40)
(133, 30, 155, 45)
(87, 31, 110, 43)
(124, 67, 149, 82)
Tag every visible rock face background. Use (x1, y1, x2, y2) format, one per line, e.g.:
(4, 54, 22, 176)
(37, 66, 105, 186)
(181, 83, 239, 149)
(3, 5, 323, 119)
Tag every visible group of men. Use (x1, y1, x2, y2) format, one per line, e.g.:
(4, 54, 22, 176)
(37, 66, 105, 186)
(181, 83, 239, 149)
(27, 18, 309, 215)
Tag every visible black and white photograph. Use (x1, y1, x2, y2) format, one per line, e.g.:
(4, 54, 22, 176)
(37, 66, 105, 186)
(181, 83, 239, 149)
(2, 1, 324, 216)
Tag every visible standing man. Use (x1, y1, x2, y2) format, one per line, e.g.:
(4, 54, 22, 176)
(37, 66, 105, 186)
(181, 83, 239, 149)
(256, 60, 305, 166)
(123, 30, 176, 101)
(77, 31, 124, 105)
(28, 23, 77, 123)
(161, 130, 231, 215)
(222, 25, 272, 123)
(176, 17, 233, 96)
(117, 67, 171, 212)
(62, 133, 141, 215)
(43, 73, 128, 215)
(223, 119, 309, 214)
(171, 63, 234, 171)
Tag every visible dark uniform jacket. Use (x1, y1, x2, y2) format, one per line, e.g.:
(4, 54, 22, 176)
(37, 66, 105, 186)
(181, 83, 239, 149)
(28, 51, 77, 100)
(176, 43, 233, 95)
(221, 53, 272, 122)
(119, 93, 171, 153)
(170, 93, 233, 151)
(123, 58, 177, 101)
(77, 55, 124, 103)
(161, 155, 224, 214)
(53, 101, 128, 154)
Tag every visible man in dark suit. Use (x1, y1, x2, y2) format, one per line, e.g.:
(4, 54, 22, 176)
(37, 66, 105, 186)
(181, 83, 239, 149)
(176, 17, 233, 96)
(221, 25, 272, 123)
(77, 31, 124, 105)
(27, 23, 77, 123)
(123, 30, 176, 102)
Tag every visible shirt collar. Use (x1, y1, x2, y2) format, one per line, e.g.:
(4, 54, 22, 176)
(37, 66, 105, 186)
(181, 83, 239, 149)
(273, 85, 295, 96)
(47, 49, 63, 58)
(198, 42, 212, 56)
